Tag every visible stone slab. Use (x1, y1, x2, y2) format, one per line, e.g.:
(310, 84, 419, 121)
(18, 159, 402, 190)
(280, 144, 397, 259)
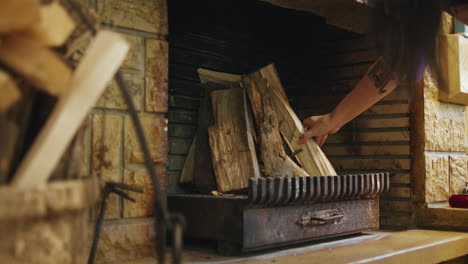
(145, 39, 168, 113)
(97, 0, 168, 35)
(123, 165, 166, 218)
(96, 70, 143, 110)
(124, 115, 168, 165)
(92, 114, 122, 219)
(95, 219, 156, 263)
(425, 152, 450, 203)
(449, 154, 468, 195)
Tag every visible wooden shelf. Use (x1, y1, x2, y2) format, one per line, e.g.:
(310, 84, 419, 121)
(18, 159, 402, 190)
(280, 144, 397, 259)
(121, 230, 468, 264)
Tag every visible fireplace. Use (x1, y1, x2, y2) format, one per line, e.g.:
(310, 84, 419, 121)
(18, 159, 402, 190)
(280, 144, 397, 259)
(165, 0, 406, 253)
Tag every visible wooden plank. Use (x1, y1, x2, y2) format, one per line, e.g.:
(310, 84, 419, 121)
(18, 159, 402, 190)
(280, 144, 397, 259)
(354, 117, 410, 129)
(327, 131, 410, 143)
(248, 64, 336, 176)
(231, 230, 468, 264)
(192, 69, 239, 193)
(382, 186, 412, 199)
(0, 35, 72, 96)
(179, 136, 196, 184)
(209, 88, 259, 192)
(379, 215, 413, 227)
(323, 144, 410, 156)
(0, 70, 21, 112)
(243, 91, 261, 178)
(380, 200, 413, 213)
(0, 0, 40, 34)
(417, 206, 468, 231)
(11, 30, 129, 188)
(243, 75, 294, 178)
(330, 159, 411, 170)
(362, 104, 410, 116)
(21, 1, 76, 47)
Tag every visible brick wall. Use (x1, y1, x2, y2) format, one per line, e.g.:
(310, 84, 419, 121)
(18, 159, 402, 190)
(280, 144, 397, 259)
(291, 37, 413, 230)
(78, 0, 168, 263)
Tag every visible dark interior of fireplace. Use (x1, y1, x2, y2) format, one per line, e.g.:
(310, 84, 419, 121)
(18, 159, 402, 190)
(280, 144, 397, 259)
(167, 0, 411, 231)
(167, 0, 368, 190)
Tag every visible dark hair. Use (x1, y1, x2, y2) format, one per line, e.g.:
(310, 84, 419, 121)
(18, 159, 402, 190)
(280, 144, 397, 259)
(369, 0, 451, 87)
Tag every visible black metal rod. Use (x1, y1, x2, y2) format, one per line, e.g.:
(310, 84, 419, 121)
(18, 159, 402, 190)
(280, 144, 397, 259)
(115, 72, 169, 264)
(88, 188, 110, 264)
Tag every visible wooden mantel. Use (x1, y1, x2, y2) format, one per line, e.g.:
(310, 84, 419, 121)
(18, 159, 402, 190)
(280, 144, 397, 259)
(259, 0, 369, 34)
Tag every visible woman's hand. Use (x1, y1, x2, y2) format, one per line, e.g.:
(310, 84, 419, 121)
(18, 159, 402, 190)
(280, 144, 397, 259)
(299, 114, 339, 146)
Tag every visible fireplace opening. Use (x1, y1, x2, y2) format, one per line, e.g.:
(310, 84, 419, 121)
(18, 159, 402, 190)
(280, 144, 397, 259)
(166, 0, 411, 254)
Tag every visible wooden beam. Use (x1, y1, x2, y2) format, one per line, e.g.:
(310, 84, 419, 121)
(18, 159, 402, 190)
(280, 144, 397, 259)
(11, 30, 129, 188)
(21, 1, 76, 47)
(0, 70, 21, 112)
(0, 35, 72, 96)
(0, 0, 40, 34)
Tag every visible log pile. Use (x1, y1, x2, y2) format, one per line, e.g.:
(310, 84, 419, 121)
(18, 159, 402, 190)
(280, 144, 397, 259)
(181, 64, 337, 193)
(0, 0, 128, 187)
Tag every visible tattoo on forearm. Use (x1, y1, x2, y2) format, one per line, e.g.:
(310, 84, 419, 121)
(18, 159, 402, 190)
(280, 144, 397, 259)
(368, 59, 391, 94)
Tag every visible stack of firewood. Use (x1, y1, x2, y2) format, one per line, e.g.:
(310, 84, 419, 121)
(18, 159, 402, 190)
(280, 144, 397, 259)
(0, 0, 129, 187)
(180, 64, 337, 194)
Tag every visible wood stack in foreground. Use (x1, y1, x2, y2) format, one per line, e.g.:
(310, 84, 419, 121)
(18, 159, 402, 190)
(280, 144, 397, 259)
(181, 64, 337, 193)
(0, 0, 128, 188)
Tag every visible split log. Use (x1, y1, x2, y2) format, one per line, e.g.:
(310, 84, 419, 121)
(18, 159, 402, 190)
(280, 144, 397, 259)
(21, 1, 76, 47)
(188, 69, 244, 192)
(0, 0, 40, 34)
(250, 64, 337, 176)
(0, 71, 21, 112)
(209, 88, 259, 192)
(0, 120, 19, 184)
(192, 89, 218, 193)
(242, 75, 293, 178)
(11, 30, 129, 188)
(179, 136, 197, 184)
(0, 35, 72, 96)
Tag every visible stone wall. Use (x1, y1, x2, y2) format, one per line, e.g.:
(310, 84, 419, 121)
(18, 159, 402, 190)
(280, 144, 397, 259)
(79, 0, 168, 263)
(413, 74, 468, 204)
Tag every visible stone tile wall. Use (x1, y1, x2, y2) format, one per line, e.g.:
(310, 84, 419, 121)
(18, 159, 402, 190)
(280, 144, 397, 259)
(413, 73, 468, 205)
(79, 1, 168, 263)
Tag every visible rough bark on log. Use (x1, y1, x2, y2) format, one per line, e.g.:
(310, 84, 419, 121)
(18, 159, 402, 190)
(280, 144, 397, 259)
(208, 88, 259, 192)
(252, 64, 337, 176)
(243, 75, 293, 178)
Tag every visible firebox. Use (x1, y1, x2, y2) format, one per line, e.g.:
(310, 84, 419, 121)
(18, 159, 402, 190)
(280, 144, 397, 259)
(166, 0, 410, 254)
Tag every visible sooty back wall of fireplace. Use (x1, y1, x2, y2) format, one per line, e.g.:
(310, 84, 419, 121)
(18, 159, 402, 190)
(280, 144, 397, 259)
(166, 0, 361, 193)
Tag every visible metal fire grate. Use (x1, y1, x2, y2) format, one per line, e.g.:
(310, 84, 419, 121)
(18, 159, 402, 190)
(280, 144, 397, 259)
(169, 173, 390, 255)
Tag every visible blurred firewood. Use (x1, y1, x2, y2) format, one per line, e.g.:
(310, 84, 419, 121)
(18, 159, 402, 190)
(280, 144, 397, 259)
(0, 0, 41, 34)
(0, 119, 19, 183)
(0, 70, 21, 112)
(0, 35, 72, 96)
(20, 1, 76, 47)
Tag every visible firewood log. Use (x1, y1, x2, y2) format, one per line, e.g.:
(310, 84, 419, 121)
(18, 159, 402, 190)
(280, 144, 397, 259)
(20, 1, 76, 47)
(0, 35, 72, 96)
(0, 0, 40, 34)
(11, 30, 129, 188)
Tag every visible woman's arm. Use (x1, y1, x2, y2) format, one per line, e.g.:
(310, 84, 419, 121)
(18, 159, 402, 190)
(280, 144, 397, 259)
(299, 58, 400, 145)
